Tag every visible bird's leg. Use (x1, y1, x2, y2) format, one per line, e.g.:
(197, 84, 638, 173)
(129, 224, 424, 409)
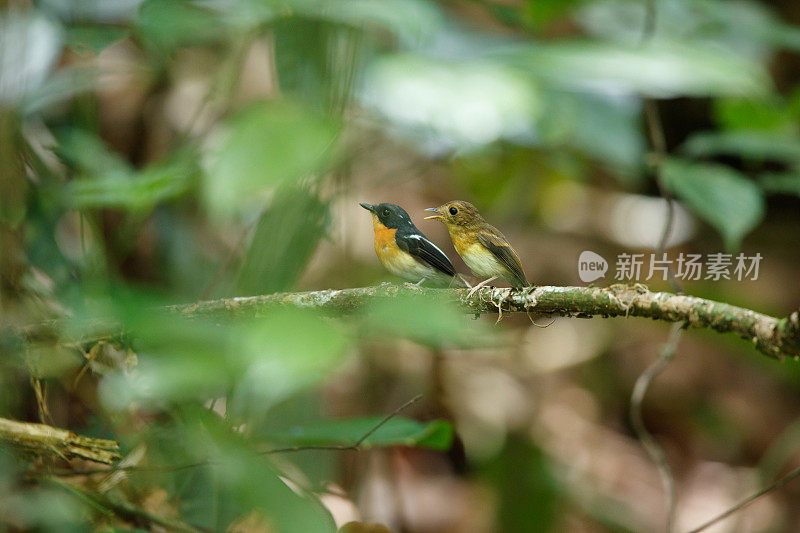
(466, 276, 497, 299)
(414, 277, 427, 287)
(457, 274, 472, 288)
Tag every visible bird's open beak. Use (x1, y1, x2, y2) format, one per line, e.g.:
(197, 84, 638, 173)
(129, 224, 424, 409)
(424, 207, 441, 220)
(360, 203, 375, 213)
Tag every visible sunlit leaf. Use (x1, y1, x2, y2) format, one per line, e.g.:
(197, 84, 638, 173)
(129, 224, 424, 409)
(363, 55, 541, 153)
(661, 158, 765, 249)
(500, 40, 769, 98)
(579, 0, 800, 55)
(0, 13, 62, 105)
(204, 100, 338, 216)
(213, 0, 444, 45)
(264, 416, 454, 450)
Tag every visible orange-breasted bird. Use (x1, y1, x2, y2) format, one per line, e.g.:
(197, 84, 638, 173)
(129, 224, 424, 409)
(425, 200, 529, 292)
(360, 202, 457, 286)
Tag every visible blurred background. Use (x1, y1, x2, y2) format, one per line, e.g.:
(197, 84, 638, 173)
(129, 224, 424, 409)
(2, 0, 800, 531)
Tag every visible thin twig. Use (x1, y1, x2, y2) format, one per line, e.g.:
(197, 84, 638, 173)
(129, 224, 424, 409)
(44, 394, 424, 477)
(630, 321, 683, 533)
(685, 466, 800, 533)
(261, 394, 423, 453)
(634, 4, 682, 531)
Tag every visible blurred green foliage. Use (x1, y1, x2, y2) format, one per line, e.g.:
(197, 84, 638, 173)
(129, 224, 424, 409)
(263, 416, 454, 450)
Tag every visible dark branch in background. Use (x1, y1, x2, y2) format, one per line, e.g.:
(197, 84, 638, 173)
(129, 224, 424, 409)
(635, 1, 800, 526)
(168, 285, 800, 360)
(636, 2, 683, 531)
(630, 322, 682, 533)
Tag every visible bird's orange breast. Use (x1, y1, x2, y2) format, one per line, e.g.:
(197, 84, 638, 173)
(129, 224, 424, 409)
(372, 216, 401, 261)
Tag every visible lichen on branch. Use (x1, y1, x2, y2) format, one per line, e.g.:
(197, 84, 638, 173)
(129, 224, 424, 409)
(0, 417, 120, 465)
(170, 284, 800, 360)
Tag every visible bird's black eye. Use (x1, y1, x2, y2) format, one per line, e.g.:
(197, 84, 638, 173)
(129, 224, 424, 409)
(383, 209, 390, 217)
(449, 206, 458, 215)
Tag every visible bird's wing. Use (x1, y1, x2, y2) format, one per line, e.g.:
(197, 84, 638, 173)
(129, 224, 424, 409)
(398, 233, 456, 277)
(478, 229, 528, 288)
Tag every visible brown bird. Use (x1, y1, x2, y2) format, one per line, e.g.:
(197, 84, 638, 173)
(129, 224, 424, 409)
(425, 200, 529, 293)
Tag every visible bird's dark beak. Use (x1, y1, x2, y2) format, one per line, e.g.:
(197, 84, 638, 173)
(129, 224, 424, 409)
(424, 207, 442, 220)
(360, 203, 375, 213)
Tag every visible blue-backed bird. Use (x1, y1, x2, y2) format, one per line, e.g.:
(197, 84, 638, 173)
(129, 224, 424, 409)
(360, 202, 457, 286)
(425, 200, 529, 294)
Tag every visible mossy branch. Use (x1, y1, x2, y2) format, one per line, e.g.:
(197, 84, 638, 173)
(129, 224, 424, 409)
(0, 417, 120, 465)
(170, 284, 800, 360)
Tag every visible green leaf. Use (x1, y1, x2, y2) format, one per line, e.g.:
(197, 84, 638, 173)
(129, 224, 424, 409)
(136, 0, 222, 52)
(578, 0, 800, 55)
(56, 132, 197, 211)
(500, 41, 769, 97)
(66, 25, 128, 54)
(682, 131, 800, 164)
(362, 293, 495, 347)
(481, 436, 560, 532)
(714, 97, 800, 133)
(56, 129, 130, 177)
(64, 160, 195, 211)
(148, 410, 336, 532)
(73, 289, 348, 411)
(760, 172, 800, 198)
(236, 185, 329, 295)
(204, 100, 338, 216)
(217, 0, 444, 45)
(265, 416, 454, 450)
(661, 158, 765, 250)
